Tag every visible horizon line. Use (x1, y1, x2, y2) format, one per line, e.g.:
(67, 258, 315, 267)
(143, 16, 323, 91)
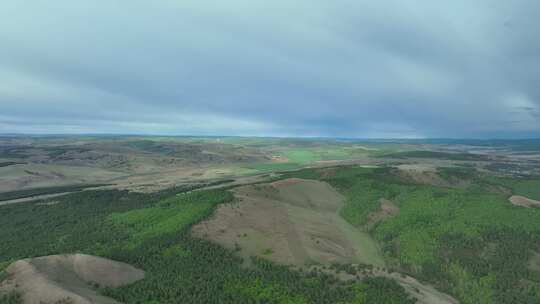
(1, 133, 540, 141)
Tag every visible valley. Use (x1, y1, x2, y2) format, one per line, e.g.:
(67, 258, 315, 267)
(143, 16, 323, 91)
(2, 136, 540, 303)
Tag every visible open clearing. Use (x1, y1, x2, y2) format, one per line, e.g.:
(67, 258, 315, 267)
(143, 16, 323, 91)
(193, 178, 384, 267)
(365, 198, 400, 230)
(509, 195, 540, 208)
(528, 251, 540, 272)
(394, 167, 450, 187)
(0, 254, 144, 304)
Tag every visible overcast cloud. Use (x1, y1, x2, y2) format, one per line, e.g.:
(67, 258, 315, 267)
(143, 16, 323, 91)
(1, 0, 539, 138)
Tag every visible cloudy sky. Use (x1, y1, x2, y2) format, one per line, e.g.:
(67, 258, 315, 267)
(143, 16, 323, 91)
(1, 1, 539, 138)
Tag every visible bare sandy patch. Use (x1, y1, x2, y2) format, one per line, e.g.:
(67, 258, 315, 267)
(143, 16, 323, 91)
(485, 184, 512, 195)
(356, 146, 378, 151)
(528, 251, 540, 272)
(269, 155, 289, 162)
(0, 254, 144, 304)
(394, 168, 451, 187)
(192, 178, 384, 267)
(365, 199, 399, 230)
(397, 163, 437, 172)
(394, 167, 471, 188)
(319, 167, 338, 178)
(509, 195, 540, 208)
(35, 200, 61, 206)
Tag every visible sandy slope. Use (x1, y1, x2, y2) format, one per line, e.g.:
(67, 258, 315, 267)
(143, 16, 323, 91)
(0, 254, 144, 304)
(193, 178, 384, 266)
(193, 178, 458, 303)
(509, 195, 540, 208)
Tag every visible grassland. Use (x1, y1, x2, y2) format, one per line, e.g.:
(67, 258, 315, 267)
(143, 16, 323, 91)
(193, 178, 385, 267)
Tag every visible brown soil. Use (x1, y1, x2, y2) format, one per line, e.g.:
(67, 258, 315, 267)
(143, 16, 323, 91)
(365, 198, 399, 230)
(319, 167, 338, 178)
(528, 251, 540, 272)
(394, 168, 450, 187)
(485, 184, 512, 195)
(269, 155, 289, 162)
(394, 168, 470, 188)
(192, 178, 384, 266)
(0, 254, 144, 304)
(509, 195, 540, 208)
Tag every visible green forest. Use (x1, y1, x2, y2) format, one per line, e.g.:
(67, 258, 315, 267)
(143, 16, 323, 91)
(2, 164, 540, 303)
(284, 166, 540, 304)
(0, 178, 413, 304)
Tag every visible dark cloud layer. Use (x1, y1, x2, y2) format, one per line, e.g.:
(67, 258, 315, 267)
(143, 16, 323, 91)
(1, 0, 539, 138)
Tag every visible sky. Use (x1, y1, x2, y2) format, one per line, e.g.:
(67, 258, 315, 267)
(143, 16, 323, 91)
(1, 1, 539, 138)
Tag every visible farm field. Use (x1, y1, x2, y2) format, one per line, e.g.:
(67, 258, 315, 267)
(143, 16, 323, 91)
(2, 136, 539, 195)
